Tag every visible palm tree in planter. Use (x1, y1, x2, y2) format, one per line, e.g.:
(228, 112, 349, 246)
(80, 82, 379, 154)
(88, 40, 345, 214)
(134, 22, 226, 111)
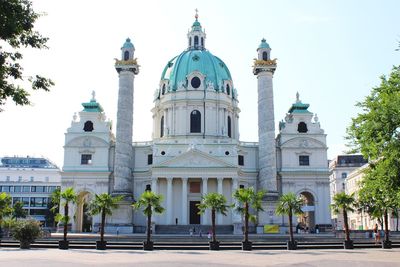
(132, 191, 165, 251)
(55, 187, 77, 250)
(330, 192, 355, 249)
(0, 192, 13, 241)
(89, 193, 123, 250)
(276, 193, 304, 250)
(197, 192, 229, 250)
(232, 187, 265, 251)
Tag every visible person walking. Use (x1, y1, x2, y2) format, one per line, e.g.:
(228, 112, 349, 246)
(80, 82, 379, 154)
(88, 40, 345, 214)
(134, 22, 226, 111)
(373, 223, 380, 244)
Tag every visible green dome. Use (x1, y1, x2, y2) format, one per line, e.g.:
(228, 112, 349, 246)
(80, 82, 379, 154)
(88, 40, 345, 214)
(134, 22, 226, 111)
(122, 38, 134, 49)
(258, 38, 270, 49)
(161, 49, 232, 92)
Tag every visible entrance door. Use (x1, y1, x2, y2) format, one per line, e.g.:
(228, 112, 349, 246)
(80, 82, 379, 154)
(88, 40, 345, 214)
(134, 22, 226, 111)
(189, 201, 201, 224)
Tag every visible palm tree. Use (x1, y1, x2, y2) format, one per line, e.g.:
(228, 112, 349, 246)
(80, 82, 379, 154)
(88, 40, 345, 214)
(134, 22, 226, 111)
(276, 193, 304, 250)
(232, 187, 265, 250)
(132, 191, 165, 250)
(89, 193, 122, 249)
(12, 201, 27, 219)
(331, 192, 355, 249)
(197, 192, 229, 250)
(0, 192, 12, 239)
(56, 187, 77, 249)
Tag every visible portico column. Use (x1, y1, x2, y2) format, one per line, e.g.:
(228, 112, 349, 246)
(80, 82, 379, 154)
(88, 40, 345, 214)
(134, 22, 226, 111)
(151, 178, 158, 224)
(202, 177, 209, 225)
(181, 177, 188, 225)
(232, 178, 241, 223)
(167, 177, 173, 224)
(217, 177, 224, 225)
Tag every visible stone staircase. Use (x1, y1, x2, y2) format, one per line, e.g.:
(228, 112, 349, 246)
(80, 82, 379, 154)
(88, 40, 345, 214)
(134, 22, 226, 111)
(155, 225, 233, 235)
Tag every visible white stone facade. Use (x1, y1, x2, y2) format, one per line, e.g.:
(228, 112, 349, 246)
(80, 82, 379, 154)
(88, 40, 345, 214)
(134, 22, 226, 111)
(61, 17, 332, 234)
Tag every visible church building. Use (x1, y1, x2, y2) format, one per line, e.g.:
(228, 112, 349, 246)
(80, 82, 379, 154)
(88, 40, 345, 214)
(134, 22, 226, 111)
(61, 14, 331, 234)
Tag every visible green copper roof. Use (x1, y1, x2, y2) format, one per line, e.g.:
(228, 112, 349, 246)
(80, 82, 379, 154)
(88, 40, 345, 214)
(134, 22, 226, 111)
(191, 18, 202, 31)
(258, 38, 270, 49)
(122, 38, 134, 49)
(82, 98, 104, 113)
(161, 49, 232, 92)
(288, 101, 311, 114)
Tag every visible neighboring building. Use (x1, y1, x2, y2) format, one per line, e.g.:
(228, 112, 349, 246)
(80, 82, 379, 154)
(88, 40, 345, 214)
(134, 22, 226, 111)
(346, 164, 398, 231)
(61, 14, 332, 234)
(0, 156, 61, 226)
(329, 155, 367, 229)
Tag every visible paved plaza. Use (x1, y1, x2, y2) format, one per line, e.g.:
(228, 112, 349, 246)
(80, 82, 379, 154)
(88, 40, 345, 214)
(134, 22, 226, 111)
(1, 248, 400, 267)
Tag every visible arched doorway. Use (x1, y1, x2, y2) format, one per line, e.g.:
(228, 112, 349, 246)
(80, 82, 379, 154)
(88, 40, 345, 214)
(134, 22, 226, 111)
(76, 191, 93, 232)
(298, 191, 315, 232)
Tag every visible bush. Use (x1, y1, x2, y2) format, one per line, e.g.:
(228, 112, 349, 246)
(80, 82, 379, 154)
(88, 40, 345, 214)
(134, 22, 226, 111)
(11, 219, 43, 244)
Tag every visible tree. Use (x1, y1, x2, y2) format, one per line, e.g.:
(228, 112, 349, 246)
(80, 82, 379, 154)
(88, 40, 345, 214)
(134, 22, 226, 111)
(276, 193, 304, 249)
(89, 193, 122, 249)
(0, 192, 13, 238)
(346, 65, 400, 248)
(12, 201, 27, 219)
(0, 0, 54, 111)
(232, 187, 265, 250)
(197, 192, 229, 250)
(45, 187, 60, 227)
(132, 191, 164, 250)
(55, 187, 77, 249)
(331, 192, 355, 248)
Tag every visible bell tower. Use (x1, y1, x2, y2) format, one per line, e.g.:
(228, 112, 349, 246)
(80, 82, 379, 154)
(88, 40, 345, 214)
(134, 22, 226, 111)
(187, 9, 206, 50)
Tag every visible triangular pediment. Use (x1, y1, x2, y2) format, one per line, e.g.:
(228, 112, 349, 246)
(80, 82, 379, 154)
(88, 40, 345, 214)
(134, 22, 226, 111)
(155, 148, 235, 168)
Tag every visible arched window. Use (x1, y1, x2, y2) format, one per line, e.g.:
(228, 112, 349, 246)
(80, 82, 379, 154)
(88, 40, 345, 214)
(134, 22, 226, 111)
(297, 122, 308, 133)
(162, 84, 166, 95)
(189, 37, 192, 47)
(83, 121, 94, 132)
(262, 51, 268, 61)
(226, 84, 230, 96)
(194, 36, 199, 47)
(190, 110, 201, 133)
(124, 51, 129, 61)
(160, 116, 164, 137)
(201, 37, 204, 47)
(227, 116, 232, 138)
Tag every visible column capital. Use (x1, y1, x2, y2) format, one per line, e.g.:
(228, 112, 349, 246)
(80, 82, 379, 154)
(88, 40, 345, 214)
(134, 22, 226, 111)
(166, 177, 173, 182)
(181, 177, 188, 182)
(217, 177, 224, 182)
(202, 177, 209, 181)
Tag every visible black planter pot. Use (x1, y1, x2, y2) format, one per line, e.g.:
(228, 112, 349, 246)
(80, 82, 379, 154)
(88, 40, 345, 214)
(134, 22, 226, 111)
(343, 240, 354, 249)
(20, 241, 31, 249)
(242, 241, 252, 251)
(382, 240, 392, 249)
(59, 240, 69, 250)
(96, 240, 107, 250)
(143, 241, 154, 251)
(287, 240, 297, 250)
(209, 241, 220, 250)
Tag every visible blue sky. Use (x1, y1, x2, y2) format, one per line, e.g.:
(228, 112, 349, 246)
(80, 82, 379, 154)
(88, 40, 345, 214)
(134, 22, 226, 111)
(1, 0, 399, 167)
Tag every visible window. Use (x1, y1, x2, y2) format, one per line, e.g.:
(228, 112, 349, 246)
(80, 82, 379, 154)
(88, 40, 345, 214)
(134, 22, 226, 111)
(190, 76, 201, 89)
(124, 51, 129, 61)
(341, 172, 347, 179)
(6, 176, 10, 181)
(238, 155, 244, 166)
(190, 182, 201, 193)
(147, 154, 153, 165)
(225, 151, 230, 155)
(23, 186, 30, 192)
(83, 121, 94, 132)
(189, 37, 192, 47)
(299, 155, 309, 166)
(30, 176, 34, 182)
(190, 110, 201, 133)
(160, 116, 164, 137)
(81, 154, 92, 165)
(342, 183, 346, 190)
(145, 184, 151, 191)
(18, 176, 22, 182)
(201, 37, 204, 47)
(48, 186, 57, 193)
(12, 197, 21, 204)
(239, 185, 245, 189)
(194, 36, 199, 47)
(162, 84, 166, 95)
(2, 186, 11, 192)
(226, 84, 230, 95)
(30, 209, 47, 216)
(22, 197, 30, 207)
(227, 116, 232, 138)
(262, 51, 268, 61)
(297, 122, 308, 133)
(14, 186, 22, 192)
(30, 197, 47, 207)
